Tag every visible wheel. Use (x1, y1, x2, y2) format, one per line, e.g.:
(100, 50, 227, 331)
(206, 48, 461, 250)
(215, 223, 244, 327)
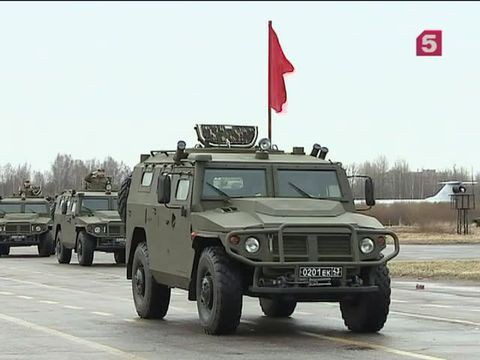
(0, 244, 10, 256)
(38, 232, 54, 257)
(340, 264, 391, 333)
(132, 242, 171, 319)
(118, 174, 132, 223)
(114, 250, 126, 264)
(77, 231, 95, 266)
(259, 297, 297, 318)
(56, 230, 72, 264)
(196, 246, 243, 335)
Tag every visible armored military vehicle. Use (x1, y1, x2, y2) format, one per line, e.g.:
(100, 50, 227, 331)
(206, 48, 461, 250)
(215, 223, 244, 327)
(0, 181, 54, 256)
(52, 170, 126, 266)
(119, 124, 399, 335)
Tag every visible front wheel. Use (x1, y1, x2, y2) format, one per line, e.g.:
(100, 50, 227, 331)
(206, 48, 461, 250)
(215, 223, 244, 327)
(259, 297, 297, 318)
(38, 232, 53, 257)
(77, 231, 95, 266)
(132, 242, 171, 319)
(56, 230, 72, 264)
(196, 246, 243, 335)
(340, 265, 391, 333)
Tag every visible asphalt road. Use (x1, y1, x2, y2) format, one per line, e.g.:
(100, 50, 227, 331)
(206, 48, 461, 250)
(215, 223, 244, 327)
(387, 244, 480, 260)
(1, 247, 479, 360)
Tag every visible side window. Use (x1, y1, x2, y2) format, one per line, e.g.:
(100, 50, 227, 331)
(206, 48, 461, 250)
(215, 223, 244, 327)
(141, 172, 153, 187)
(140, 164, 155, 191)
(57, 198, 65, 214)
(71, 201, 77, 214)
(175, 179, 190, 201)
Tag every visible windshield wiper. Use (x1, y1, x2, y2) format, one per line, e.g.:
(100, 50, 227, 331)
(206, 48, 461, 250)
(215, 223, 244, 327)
(288, 182, 314, 199)
(206, 182, 231, 201)
(82, 206, 95, 215)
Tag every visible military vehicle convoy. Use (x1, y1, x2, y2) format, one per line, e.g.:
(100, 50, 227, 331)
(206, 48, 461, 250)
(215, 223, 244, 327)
(119, 124, 400, 335)
(0, 181, 54, 257)
(52, 170, 126, 266)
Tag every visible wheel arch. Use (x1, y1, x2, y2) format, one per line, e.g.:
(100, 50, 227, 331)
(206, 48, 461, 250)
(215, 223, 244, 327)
(127, 227, 147, 279)
(187, 236, 223, 301)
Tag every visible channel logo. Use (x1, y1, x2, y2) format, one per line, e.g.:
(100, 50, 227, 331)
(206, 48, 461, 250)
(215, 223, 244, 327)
(416, 30, 442, 56)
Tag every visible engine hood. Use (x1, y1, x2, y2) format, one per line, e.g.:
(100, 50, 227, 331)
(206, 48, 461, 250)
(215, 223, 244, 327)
(0, 213, 51, 224)
(192, 198, 383, 232)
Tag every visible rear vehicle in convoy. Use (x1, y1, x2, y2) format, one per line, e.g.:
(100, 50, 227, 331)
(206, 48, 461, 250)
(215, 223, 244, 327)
(120, 124, 400, 335)
(0, 182, 53, 257)
(52, 171, 126, 266)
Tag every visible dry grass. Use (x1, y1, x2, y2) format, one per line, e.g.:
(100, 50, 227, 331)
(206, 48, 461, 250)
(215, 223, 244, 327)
(389, 260, 480, 280)
(387, 224, 480, 244)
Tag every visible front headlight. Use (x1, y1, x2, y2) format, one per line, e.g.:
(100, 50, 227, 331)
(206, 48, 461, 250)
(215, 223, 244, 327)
(94, 226, 102, 234)
(360, 237, 375, 254)
(0, 226, 5, 232)
(245, 237, 260, 253)
(35, 225, 42, 232)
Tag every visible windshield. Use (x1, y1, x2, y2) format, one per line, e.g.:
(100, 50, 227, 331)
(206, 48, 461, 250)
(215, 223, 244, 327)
(81, 197, 117, 212)
(0, 203, 22, 214)
(202, 169, 267, 199)
(277, 169, 343, 199)
(24, 203, 50, 214)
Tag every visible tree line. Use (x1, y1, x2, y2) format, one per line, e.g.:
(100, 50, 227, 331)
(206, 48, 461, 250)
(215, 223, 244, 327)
(0, 154, 477, 200)
(0, 154, 131, 197)
(346, 156, 478, 199)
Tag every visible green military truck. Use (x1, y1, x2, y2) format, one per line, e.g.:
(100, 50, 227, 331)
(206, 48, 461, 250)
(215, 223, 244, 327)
(52, 171, 126, 266)
(119, 124, 399, 335)
(0, 181, 54, 257)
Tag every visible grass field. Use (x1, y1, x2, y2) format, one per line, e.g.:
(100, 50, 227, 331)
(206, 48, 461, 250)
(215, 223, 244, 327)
(387, 224, 480, 244)
(389, 260, 480, 281)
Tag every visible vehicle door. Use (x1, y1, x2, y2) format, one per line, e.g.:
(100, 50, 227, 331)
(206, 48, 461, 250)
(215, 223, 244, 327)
(152, 168, 194, 285)
(63, 197, 78, 248)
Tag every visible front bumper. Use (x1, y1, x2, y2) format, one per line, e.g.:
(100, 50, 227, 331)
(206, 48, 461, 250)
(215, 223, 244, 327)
(0, 235, 42, 246)
(95, 237, 126, 252)
(225, 223, 399, 298)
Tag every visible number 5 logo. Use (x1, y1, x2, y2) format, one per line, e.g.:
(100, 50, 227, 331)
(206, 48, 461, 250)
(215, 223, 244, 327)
(416, 30, 442, 56)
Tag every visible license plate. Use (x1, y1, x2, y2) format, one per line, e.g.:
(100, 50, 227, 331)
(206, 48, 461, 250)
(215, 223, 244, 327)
(299, 266, 342, 279)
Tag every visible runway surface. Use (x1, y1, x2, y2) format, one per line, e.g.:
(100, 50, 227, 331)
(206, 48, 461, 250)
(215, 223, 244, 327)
(1, 246, 479, 360)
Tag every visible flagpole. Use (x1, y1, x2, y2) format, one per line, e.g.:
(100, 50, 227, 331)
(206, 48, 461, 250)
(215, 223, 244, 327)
(268, 20, 272, 142)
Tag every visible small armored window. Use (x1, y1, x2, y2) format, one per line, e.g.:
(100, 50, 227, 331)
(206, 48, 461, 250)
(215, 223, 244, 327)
(141, 171, 154, 187)
(175, 179, 190, 201)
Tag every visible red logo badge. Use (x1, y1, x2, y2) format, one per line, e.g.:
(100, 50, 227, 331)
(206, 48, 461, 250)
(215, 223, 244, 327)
(416, 30, 442, 56)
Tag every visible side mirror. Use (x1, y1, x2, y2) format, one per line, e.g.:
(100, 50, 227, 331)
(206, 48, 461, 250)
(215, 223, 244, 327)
(365, 177, 376, 207)
(157, 174, 171, 204)
(61, 201, 68, 215)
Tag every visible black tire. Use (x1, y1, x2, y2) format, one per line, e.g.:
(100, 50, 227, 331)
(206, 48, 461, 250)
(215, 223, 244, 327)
(340, 265, 391, 333)
(77, 231, 95, 266)
(118, 174, 132, 223)
(132, 242, 171, 319)
(56, 230, 72, 264)
(259, 297, 297, 318)
(196, 246, 243, 335)
(0, 244, 10, 256)
(114, 250, 126, 264)
(38, 231, 54, 257)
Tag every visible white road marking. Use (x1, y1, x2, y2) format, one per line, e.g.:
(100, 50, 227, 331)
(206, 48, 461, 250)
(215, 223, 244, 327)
(39, 300, 59, 305)
(0, 311, 144, 359)
(300, 331, 446, 360)
(423, 304, 452, 309)
(391, 299, 408, 303)
(17, 295, 34, 300)
(91, 311, 113, 317)
(392, 311, 480, 327)
(0, 291, 13, 295)
(394, 281, 480, 294)
(123, 319, 136, 323)
(63, 305, 84, 310)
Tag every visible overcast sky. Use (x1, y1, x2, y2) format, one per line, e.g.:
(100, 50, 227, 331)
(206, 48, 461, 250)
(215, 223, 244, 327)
(1, 1, 479, 173)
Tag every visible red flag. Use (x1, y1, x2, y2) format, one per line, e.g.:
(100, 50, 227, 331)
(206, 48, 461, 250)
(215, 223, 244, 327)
(269, 21, 294, 113)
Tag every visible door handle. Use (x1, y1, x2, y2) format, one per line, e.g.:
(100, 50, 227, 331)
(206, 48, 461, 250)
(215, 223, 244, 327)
(171, 213, 176, 228)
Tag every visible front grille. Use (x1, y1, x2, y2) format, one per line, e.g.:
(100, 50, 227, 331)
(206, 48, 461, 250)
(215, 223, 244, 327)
(5, 223, 31, 234)
(270, 231, 352, 262)
(108, 223, 124, 237)
(272, 235, 308, 255)
(317, 234, 351, 256)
